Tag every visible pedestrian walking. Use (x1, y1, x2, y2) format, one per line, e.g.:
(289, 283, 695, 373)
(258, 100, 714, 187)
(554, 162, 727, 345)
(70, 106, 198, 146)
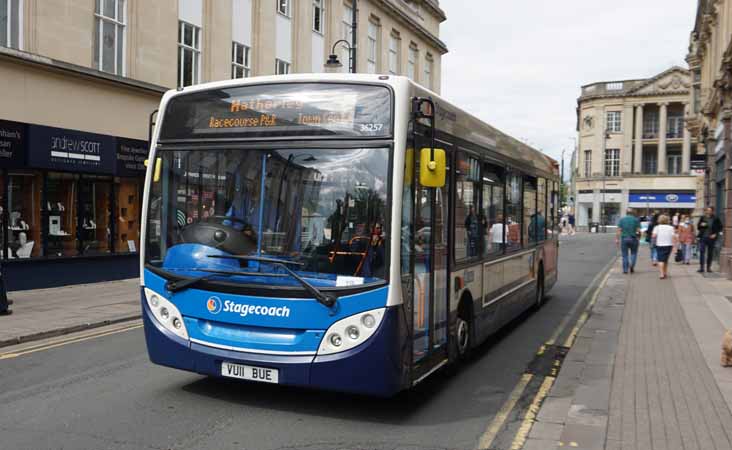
(646, 211, 660, 266)
(697, 206, 723, 273)
(677, 214, 695, 265)
(616, 208, 641, 274)
(0, 259, 12, 316)
(568, 212, 576, 235)
(652, 214, 677, 280)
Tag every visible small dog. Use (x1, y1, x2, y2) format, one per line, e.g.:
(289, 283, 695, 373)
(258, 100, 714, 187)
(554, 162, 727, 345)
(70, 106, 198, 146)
(722, 330, 732, 367)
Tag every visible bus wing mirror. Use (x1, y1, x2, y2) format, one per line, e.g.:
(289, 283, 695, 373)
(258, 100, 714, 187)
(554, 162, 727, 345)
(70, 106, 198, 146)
(419, 148, 446, 187)
(144, 158, 162, 182)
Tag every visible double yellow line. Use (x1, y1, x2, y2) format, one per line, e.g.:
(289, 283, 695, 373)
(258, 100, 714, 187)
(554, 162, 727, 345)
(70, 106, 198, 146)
(0, 321, 143, 360)
(476, 259, 615, 450)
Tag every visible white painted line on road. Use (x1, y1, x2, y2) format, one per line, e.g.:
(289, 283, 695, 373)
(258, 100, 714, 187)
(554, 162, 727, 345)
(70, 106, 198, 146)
(476, 373, 533, 450)
(0, 321, 143, 360)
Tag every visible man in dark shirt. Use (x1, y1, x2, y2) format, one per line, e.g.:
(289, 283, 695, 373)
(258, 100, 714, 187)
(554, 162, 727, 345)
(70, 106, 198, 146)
(697, 206, 723, 273)
(617, 209, 641, 274)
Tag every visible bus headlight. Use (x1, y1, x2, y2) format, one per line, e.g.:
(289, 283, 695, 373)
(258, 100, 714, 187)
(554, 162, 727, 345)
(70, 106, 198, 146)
(144, 288, 189, 340)
(317, 308, 385, 355)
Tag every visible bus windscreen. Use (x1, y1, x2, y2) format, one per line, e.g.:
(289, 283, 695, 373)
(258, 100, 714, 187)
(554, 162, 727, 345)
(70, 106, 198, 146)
(159, 83, 392, 140)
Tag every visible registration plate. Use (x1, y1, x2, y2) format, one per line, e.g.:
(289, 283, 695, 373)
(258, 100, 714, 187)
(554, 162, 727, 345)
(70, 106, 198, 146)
(221, 362, 279, 384)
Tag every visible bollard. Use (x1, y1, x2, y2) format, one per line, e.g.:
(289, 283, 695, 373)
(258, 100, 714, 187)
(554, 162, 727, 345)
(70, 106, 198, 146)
(0, 260, 12, 316)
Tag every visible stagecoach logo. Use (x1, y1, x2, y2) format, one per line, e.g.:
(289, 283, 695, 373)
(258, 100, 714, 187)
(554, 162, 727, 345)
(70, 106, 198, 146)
(207, 296, 223, 314)
(666, 194, 679, 203)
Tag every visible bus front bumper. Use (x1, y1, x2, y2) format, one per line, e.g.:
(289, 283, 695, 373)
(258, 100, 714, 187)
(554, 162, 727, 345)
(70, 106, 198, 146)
(142, 296, 404, 396)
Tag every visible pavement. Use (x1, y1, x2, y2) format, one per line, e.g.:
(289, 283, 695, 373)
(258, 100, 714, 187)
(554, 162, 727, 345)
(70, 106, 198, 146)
(0, 278, 140, 347)
(525, 247, 732, 450)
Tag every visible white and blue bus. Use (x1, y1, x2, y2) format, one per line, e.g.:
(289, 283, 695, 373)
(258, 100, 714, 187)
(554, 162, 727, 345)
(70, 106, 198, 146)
(141, 74, 559, 396)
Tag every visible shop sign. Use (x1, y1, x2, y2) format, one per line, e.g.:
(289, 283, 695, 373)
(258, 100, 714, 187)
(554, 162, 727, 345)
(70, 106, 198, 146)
(628, 192, 696, 203)
(28, 125, 115, 174)
(116, 137, 149, 177)
(0, 120, 26, 168)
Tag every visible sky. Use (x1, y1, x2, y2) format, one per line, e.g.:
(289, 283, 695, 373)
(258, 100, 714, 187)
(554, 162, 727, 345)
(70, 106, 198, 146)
(440, 0, 698, 173)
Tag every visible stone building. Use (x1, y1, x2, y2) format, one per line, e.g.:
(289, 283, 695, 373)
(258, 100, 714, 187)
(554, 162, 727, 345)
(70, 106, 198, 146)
(574, 67, 702, 231)
(686, 0, 732, 276)
(0, 0, 447, 289)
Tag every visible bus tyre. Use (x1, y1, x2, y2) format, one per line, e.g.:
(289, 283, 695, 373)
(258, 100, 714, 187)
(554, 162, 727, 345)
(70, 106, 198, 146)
(535, 265, 545, 308)
(456, 304, 472, 360)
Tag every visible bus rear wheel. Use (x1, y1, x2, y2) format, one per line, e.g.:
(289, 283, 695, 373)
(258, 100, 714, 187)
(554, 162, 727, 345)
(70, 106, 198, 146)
(535, 265, 545, 308)
(456, 300, 472, 360)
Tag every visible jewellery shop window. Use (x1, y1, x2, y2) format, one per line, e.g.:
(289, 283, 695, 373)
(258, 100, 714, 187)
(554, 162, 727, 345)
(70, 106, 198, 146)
(114, 178, 141, 254)
(80, 175, 113, 255)
(46, 172, 79, 257)
(7, 172, 43, 259)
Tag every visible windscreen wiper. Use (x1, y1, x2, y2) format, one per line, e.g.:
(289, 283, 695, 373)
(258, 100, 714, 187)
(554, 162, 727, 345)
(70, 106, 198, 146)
(207, 255, 338, 308)
(165, 268, 289, 293)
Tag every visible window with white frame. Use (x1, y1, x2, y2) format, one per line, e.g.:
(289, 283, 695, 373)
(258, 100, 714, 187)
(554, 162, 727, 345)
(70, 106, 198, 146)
(276, 58, 290, 75)
(606, 111, 621, 133)
(94, 0, 125, 75)
(0, 0, 21, 49)
(313, 0, 324, 33)
(584, 150, 592, 177)
(388, 33, 399, 75)
(231, 41, 250, 79)
(367, 20, 378, 74)
(424, 54, 433, 89)
(604, 148, 620, 177)
(277, 0, 290, 17)
(178, 21, 201, 88)
(407, 44, 417, 80)
(341, 3, 353, 72)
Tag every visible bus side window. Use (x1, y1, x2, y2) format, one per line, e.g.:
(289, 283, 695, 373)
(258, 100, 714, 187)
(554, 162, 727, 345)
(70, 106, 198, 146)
(505, 173, 522, 252)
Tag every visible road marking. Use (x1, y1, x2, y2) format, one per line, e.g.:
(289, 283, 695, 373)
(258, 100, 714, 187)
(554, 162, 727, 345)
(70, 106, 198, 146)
(563, 268, 612, 348)
(545, 255, 617, 346)
(475, 256, 617, 450)
(0, 321, 143, 360)
(509, 375, 556, 450)
(476, 373, 534, 450)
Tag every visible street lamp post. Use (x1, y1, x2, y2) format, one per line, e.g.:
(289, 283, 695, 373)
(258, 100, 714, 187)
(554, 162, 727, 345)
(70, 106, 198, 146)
(325, 0, 357, 73)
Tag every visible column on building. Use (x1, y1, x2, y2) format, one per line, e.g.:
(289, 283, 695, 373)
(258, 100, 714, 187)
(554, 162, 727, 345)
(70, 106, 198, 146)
(622, 103, 634, 174)
(682, 102, 692, 173)
(634, 103, 644, 173)
(658, 102, 668, 173)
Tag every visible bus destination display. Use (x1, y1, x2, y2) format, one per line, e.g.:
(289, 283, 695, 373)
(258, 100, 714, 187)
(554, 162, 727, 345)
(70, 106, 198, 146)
(159, 83, 392, 140)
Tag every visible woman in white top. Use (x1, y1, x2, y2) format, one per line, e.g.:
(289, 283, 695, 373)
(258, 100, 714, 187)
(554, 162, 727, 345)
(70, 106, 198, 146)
(488, 214, 508, 254)
(652, 214, 677, 279)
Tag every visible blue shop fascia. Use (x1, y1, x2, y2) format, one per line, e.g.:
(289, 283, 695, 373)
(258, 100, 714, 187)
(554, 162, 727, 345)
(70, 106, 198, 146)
(0, 118, 148, 290)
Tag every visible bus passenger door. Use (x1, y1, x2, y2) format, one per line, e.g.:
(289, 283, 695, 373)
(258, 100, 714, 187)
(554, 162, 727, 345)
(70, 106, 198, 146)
(411, 129, 449, 381)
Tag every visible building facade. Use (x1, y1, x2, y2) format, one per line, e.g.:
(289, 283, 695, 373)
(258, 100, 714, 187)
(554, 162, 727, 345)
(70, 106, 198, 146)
(575, 67, 702, 231)
(0, 0, 446, 289)
(686, 0, 732, 276)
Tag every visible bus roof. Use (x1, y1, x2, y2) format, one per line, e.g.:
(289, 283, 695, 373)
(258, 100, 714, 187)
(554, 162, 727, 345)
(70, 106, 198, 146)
(160, 74, 558, 178)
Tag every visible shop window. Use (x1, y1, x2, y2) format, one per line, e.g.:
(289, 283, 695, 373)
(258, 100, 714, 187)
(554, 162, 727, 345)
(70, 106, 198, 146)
(523, 177, 537, 245)
(80, 176, 112, 255)
(115, 178, 141, 253)
(482, 162, 505, 257)
(45, 172, 78, 257)
(505, 173, 522, 251)
(7, 172, 42, 258)
(0, 172, 4, 258)
(454, 152, 480, 261)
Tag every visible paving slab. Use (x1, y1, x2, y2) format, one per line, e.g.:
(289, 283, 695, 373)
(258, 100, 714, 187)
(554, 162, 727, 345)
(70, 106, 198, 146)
(0, 278, 140, 347)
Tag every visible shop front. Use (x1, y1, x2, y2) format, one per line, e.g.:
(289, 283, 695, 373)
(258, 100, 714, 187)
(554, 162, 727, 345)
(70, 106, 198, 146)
(627, 191, 697, 220)
(0, 119, 147, 290)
